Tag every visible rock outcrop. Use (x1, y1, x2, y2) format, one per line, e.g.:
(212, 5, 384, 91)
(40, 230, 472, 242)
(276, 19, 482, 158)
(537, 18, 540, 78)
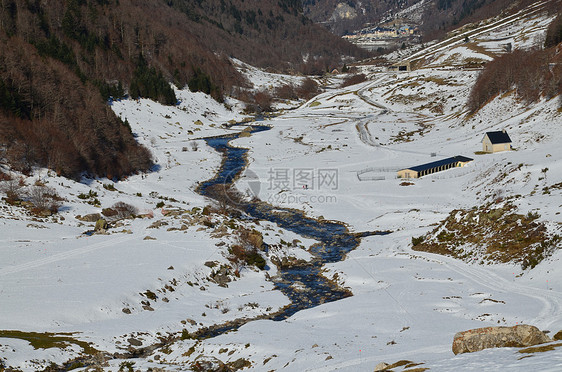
(452, 324, 551, 354)
(94, 218, 108, 233)
(77, 213, 101, 222)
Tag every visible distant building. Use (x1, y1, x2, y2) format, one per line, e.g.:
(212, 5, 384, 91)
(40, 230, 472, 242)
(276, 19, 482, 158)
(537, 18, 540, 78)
(397, 155, 473, 179)
(482, 130, 512, 153)
(372, 27, 397, 38)
(389, 61, 411, 72)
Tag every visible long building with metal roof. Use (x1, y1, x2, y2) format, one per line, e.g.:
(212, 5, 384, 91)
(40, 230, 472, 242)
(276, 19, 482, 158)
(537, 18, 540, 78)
(397, 155, 473, 179)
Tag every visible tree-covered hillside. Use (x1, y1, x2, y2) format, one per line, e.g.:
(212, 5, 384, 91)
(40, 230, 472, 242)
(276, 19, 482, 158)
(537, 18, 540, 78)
(0, 0, 368, 179)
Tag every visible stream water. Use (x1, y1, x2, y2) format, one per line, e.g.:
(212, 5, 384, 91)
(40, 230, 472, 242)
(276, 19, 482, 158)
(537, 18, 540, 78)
(199, 125, 386, 324)
(61, 124, 381, 369)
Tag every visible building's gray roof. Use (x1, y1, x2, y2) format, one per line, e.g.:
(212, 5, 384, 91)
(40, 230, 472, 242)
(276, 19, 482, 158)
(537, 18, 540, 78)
(403, 155, 473, 173)
(485, 131, 512, 144)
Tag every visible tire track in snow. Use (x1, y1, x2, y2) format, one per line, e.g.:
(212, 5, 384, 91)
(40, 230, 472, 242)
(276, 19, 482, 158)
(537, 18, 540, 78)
(406, 1, 548, 64)
(0, 234, 137, 277)
(415, 252, 562, 328)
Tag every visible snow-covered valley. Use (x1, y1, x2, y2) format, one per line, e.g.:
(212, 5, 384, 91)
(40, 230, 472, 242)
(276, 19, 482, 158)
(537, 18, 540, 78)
(1, 3, 562, 371)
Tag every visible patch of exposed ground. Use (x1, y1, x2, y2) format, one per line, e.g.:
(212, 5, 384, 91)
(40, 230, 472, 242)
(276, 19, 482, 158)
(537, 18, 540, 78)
(412, 202, 561, 269)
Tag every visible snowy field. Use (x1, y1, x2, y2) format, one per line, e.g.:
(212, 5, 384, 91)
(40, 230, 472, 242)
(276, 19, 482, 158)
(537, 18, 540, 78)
(1, 3, 562, 371)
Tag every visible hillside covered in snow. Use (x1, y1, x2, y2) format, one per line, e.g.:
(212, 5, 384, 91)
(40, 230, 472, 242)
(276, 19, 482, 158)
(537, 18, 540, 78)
(1, 1, 562, 371)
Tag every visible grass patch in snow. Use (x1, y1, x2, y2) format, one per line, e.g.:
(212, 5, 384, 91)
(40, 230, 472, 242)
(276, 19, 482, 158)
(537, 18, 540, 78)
(518, 342, 562, 354)
(377, 360, 428, 371)
(0, 330, 99, 355)
(412, 202, 561, 268)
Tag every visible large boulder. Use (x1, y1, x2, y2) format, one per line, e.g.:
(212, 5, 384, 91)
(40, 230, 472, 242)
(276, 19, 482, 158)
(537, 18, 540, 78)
(94, 218, 108, 233)
(452, 324, 551, 354)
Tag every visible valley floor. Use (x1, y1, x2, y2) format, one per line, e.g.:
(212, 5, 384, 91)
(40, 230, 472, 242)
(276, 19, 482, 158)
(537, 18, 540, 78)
(1, 6, 562, 370)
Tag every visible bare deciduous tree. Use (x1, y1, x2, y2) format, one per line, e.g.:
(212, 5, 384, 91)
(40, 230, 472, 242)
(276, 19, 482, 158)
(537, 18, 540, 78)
(28, 185, 62, 213)
(0, 178, 23, 202)
(112, 201, 138, 219)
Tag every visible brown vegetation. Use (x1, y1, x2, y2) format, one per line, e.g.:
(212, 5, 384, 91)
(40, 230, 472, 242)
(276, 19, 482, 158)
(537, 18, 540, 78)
(340, 74, 367, 88)
(304, 0, 559, 42)
(241, 90, 274, 114)
(421, 0, 553, 42)
(545, 11, 562, 48)
(204, 183, 248, 215)
(112, 201, 137, 219)
(412, 202, 560, 269)
(0, 177, 24, 203)
(228, 227, 266, 271)
(275, 84, 299, 100)
(468, 48, 562, 113)
(240, 77, 321, 111)
(28, 184, 62, 214)
(0, 0, 366, 179)
(296, 78, 321, 100)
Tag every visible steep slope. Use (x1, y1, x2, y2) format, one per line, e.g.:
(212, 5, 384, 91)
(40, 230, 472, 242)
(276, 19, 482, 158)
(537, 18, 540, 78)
(0, 0, 368, 179)
(303, 0, 420, 35)
(304, 0, 560, 40)
(165, 0, 371, 74)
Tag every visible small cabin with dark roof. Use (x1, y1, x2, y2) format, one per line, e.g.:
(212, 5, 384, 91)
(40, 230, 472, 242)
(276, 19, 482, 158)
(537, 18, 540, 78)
(482, 130, 512, 153)
(397, 155, 473, 179)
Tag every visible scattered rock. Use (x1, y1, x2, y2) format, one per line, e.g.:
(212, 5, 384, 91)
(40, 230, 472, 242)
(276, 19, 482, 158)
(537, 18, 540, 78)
(162, 209, 184, 217)
(185, 319, 197, 326)
(128, 338, 143, 347)
(452, 324, 551, 355)
(210, 266, 232, 288)
(94, 218, 108, 233)
(272, 256, 308, 269)
(229, 358, 251, 370)
(144, 236, 156, 240)
(101, 208, 118, 218)
(554, 330, 562, 340)
(122, 308, 131, 314)
(374, 362, 390, 371)
(149, 220, 168, 229)
(77, 213, 101, 222)
(142, 305, 154, 311)
(36, 209, 52, 218)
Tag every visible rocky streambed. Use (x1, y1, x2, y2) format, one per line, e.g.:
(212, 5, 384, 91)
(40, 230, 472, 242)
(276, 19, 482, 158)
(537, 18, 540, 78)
(199, 124, 388, 323)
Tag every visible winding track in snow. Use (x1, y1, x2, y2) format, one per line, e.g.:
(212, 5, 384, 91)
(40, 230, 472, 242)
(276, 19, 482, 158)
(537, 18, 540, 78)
(406, 0, 549, 64)
(0, 233, 139, 277)
(312, 251, 562, 372)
